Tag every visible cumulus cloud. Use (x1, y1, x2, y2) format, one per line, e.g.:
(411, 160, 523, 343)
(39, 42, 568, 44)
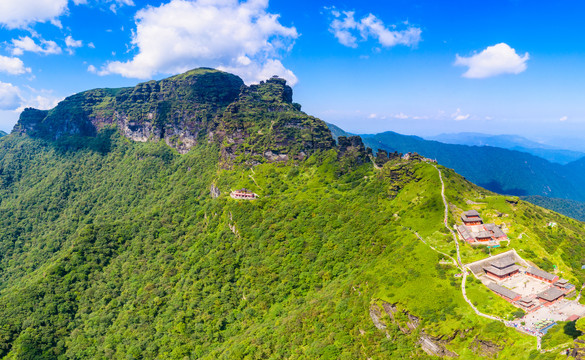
(11, 36, 62, 56)
(0, 0, 68, 29)
(455, 43, 529, 79)
(14, 87, 63, 113)
(65, 35, 83, 55)
(327, 8, 421, 49)
(452, 108, 470, 121)
(65, 36, 83, 48)
(98, 0, 299, 85)
(0, 56, 31, 75)
(0, 82, 22, 110)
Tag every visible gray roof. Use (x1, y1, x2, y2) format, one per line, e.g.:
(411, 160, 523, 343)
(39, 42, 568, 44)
(462, 210, 483, 223)
(490, 257, 516, 269)
(457, 225, 473, 240)
(475, 230, 492, 239)
(517, 297, 533, 304)
(484, 223, 506, 238)
(527, 267, 558, 282)
(537, 287, 565, 302)
(556, 278, 569, 285)
(554, 280, 575, 290)
(464, 210, 481, 217)
(487, 282, 520, 300)
(483, 264, 520, 277)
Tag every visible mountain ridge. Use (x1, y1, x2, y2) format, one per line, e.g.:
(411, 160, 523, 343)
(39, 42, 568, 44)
(427, 132, 585, 164)
(0, 68, 584, 358)
(14, 68, 338, 166)
(324, 125, 585, 203)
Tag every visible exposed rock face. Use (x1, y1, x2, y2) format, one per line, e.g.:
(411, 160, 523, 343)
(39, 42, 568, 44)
(374, 149, 402, 167)
(211, 76, 335, 165)
(470, 338, 501, 357)
(14, 68, 337, 164)
(369, 304, 386, 330)
(337, 135, 372, 168)
(419, 334, 459, 358)
(210, 184, 220, 199)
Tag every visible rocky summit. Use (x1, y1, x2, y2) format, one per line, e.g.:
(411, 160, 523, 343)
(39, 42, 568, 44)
(14, 68, 337, 165)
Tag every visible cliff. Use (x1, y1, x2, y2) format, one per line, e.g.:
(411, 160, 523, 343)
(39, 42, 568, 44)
(13, 68, 337, 164)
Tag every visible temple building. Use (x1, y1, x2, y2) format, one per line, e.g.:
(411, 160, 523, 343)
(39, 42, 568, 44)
(483, 258, 520, 281)
(461, 210, 483, 225)
(554, 279, 576, 295)
(487, 282, 521, 302)
(516, 297, 538, 311)
(230, 189, 258, 200)
(456, 210, 508, 246)
(537, 287, 565, 305)
(526, 267, 559, 284)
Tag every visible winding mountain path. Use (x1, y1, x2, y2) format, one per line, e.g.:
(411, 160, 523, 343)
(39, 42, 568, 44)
(432, 165, 541, 349)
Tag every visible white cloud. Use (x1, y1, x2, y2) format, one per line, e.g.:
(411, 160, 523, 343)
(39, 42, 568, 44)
(98, 0, 298, 85)
(329, 11, 359, 47)
(65, 36, 83, 48)
(560, 116, 568, 122)
(0, 56, 31, 75)
(11, 37, 62, 56)
(394, 112, 409, 119)
(88, 64, 97, 73)
(16, 87, 62, 112)
(0, 0, 68, 29)
(368, 113, 377, 119)
(65, 36, 83, 55)
(327, 8, 421, 49)
(454, 43, 529, 79)
(0, 82, 22, 110)
(452, 108, 470, 121)
(218, 59, 297, 86)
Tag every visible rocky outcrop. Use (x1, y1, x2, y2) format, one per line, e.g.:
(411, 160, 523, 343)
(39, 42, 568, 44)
(419, 334, 459, 358)
(337, 136, 372, 169)
(469, 338, 501, 357)
(369, 305, 386, 330)
(14, 68, 338, 164)
(376, 301, 459, 358)
(381, 301, 420, 334)
(210, 184, 220, 199)
(374, 149, 402, 167)
(14, 68, 242, 149)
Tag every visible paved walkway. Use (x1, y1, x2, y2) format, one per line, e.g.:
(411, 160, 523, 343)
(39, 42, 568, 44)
(432, 165, 541, 351)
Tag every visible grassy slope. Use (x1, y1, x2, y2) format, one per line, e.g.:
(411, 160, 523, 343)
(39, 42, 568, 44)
(0, 131, 582, 358)
(521, 195, 585, 222)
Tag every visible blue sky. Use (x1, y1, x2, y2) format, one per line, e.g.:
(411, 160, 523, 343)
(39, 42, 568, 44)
(1, 0, 585, 145)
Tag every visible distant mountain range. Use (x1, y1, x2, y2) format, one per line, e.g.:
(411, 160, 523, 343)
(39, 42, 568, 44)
(426, 132, 585, 165)
(0, 131, 6, 137)
(327, 123, 585, 206)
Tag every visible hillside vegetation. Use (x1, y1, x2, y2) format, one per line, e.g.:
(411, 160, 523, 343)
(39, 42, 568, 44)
(359, 131, 585, 201)
(0, 69, 583, 359)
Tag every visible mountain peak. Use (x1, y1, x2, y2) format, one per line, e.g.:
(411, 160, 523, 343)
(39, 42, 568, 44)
(13, 68, 336, 163)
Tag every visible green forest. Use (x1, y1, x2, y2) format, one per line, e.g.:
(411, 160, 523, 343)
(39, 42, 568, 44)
(0, 129, 583, 358)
